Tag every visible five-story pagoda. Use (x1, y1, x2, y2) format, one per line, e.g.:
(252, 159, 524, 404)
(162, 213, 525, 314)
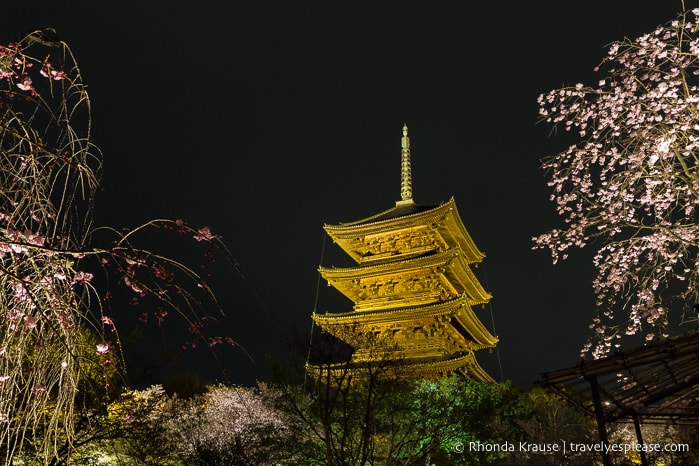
(310, 126, 498, 382)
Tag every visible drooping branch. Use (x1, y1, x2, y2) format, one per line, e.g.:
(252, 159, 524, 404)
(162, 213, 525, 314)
(0, 30, 240, 464)
(534, 8, 699, 358)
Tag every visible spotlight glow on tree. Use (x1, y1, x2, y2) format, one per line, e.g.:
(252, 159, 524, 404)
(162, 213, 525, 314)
(534, 7, 699, 358)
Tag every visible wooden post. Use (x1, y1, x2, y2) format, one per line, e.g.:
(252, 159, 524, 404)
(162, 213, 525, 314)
(587, 375, 613, 466)
(632, 413, 648, 466)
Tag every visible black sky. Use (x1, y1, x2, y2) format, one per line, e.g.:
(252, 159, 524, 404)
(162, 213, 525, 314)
(2, 1, 694, 389)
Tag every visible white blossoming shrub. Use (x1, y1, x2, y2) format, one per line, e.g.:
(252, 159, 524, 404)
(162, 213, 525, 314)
(171, 384, 296, 466)
(110, 383, 299, 466)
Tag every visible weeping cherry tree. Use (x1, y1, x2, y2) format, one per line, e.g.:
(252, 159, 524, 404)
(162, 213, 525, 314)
(534, 6, 699, 357)
(0, 29, 237, 463)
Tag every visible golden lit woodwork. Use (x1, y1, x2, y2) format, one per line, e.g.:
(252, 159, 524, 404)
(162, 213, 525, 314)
(324, 198, 486, 265)
(309, 126, 498, 382)
(320, 247, 491, 311)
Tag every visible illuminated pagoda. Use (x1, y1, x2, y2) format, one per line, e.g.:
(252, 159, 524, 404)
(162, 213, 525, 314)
(310, 125, 498, 382)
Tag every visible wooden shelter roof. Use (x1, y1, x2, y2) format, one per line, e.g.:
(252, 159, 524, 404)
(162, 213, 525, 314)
(540, 330, 699, 424)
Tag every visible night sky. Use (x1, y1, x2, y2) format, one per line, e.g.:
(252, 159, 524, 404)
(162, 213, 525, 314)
(2, 1, 694, 389)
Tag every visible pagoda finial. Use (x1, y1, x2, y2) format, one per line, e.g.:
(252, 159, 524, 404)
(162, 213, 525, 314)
(399, 124, 413, 204)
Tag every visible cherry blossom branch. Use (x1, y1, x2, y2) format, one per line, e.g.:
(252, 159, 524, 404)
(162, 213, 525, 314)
(0, 30, 240, 463)
(534, 7, 699, 358)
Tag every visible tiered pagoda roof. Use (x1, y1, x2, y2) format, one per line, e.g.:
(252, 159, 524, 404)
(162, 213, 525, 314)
(323, 197, 485, 265)
(319, 246, 491, 311)
(309, 125, 498, 382)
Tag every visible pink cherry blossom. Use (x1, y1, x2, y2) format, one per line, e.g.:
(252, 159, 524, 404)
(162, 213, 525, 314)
(16, 75, 32, 91)
(74, 271, 93, 285)
(193, 226, 219, 242)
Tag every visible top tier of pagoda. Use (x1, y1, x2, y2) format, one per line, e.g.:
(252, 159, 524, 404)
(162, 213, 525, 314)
(324, 126, 485, 266)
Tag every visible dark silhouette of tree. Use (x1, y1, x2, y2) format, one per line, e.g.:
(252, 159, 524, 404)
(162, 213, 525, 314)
(271, 327, 532, 465)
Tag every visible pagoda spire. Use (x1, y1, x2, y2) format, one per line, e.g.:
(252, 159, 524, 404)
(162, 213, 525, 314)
(398, 124, 414, 206)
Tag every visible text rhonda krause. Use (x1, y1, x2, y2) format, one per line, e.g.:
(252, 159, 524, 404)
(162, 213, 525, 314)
(468, 441, 690, 454)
